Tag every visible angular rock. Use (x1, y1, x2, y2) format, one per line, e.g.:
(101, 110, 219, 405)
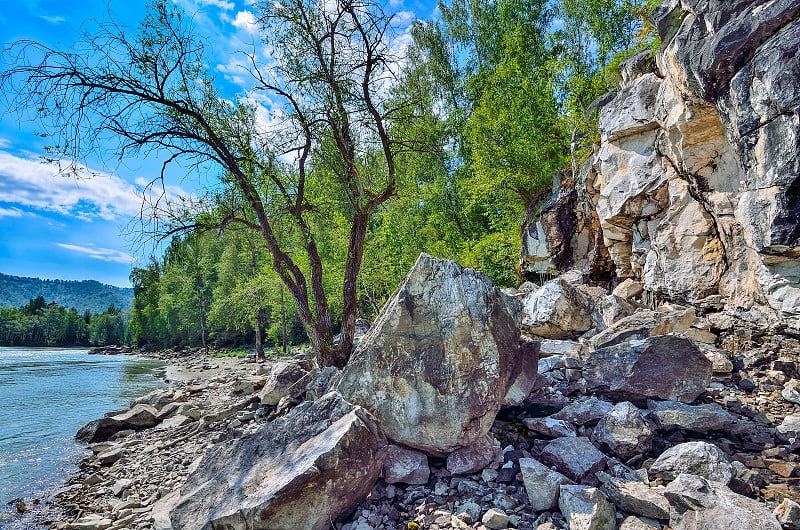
(778, 414, 800, 442)
(519, 457, 573, 511)
(521, 279, 594, 339)
(70, 514, 113, 530)
(619, 515, 660, 530)
(112, 404, 160, 429)
(97, 446, 125, 466)
(258, 361, 310, 406)
(584, 335, 711, 403)
(552, 397, 614, 426)
(158, 414, 194, 429)
(664, 474, 781, 530)
(482, 508, 509, 530)
(523, 417, 577, 438)
(540, 437, 608, 485)
(613, 279, 644, 300)
(774, 498, 800, 530)
(338, 254, 532, 455)
(447, 434, 502, 475)
(382, 445, 430, 485)
(305, 366, 341, 401)
(559, 485, 616, 530)
(131, 389, 174, 410)
(782, 379, 800, 405)
(592, 402, 653, 460)
(591, 308, 695, 350)
(647, 400, 736, 432)
(649, 442, 733, 484)
(601, 477, 669, 520)
(170, 392, 385, 530)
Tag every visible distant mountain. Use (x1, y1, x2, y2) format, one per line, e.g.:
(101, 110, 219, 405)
(0, 273, 134, 313)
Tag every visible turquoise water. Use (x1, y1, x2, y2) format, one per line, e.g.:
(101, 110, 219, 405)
(0, 347, 166, 527)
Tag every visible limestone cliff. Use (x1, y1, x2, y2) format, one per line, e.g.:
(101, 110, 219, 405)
(522, 0, 800, 330)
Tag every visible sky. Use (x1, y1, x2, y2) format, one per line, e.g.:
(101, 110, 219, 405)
(0, 0, 433, 287)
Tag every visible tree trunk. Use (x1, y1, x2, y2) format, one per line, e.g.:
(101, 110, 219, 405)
(280, 287, 288, 355)
(254, 308, 265, 362)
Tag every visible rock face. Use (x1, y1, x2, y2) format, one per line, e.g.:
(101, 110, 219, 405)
(584, 335, 712, 402)
(520, 0, 800, 330)
(169, 392, 385, 530)
(664, 474, 782, 530)
(338, 253, 536, 455)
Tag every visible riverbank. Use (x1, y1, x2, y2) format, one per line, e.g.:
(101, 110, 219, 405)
(32, 348, 287, 529)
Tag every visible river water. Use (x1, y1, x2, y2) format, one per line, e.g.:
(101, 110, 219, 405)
(0, 347, 166, 527)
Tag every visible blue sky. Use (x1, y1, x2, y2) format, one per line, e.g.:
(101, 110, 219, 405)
(0, 0, 432, 287)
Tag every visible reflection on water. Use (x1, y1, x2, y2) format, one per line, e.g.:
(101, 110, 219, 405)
(0, 347, 165, 527)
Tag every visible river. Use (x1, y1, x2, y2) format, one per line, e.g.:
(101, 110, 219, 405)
(0, 347, 166, 527)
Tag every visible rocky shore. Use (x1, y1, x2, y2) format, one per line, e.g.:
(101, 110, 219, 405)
(29, 253, 800, 530)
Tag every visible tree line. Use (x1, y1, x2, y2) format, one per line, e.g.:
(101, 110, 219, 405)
(2, 0, 659, 365)
(0, 296, 126, 347)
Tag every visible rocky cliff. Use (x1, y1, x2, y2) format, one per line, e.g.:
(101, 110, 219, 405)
(522, 0, 800, 330)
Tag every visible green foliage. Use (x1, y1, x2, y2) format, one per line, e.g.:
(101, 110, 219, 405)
(0, 299, 125, 347)
(0, 273, 133, 313)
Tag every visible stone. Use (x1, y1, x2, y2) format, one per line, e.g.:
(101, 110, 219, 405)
(523, 417, 577, 438)
(592, 402, 653, 460)
(305, 366, 341, 401)
(97, 446, 125, 466)
(258, 361, 310, 406)
(382, 445, 430, 485)
(111, 404, 160, 429)
(584, 335, 711, 403)
(601, 477, 669, 520)
(619, 516, 660, 530)
(111, 478, 133, 497)
(701, 347, 734, 373)
(782, 379, 800, 405)
(151, 490, 181, 530)
(169, 392, 385, 530)
(158, 414, 194, 429)
(778, 414, 800, 442)
(599, 73, 660, 142)
(774, 498, 800, 530)
(482, 508, 509, 530)
(552, 397, 614, 426)
(664, 474, 781, 530)
(520, 278, 594, 339)
(540, 437, 608, 485)
(131, 389, 174, 410)
(647, 401, 737, 432)
(649, 442, 734, 484)
(559, 485, 616, 530)
(69, 514, 113, 530)
(447, 434, 502, 475)
(613, 279, 644, 300)
(338, 254, 533, 455)
(590, 308, 695, 350)
(519, 457, 573, 511)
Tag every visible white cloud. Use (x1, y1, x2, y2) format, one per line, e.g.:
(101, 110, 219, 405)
(232, 10, 259, 34)
(389, 0, 404, 8)
(197, 0, 235, 9)
(0, 138, 10, 149)
(0, 151, 143, 221)
(56, 244, 137, 264)
(0, 206, 24, 218)
(40, 15, 67, 24)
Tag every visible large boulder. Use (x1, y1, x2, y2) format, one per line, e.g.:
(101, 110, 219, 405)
(584, 334, 712, 402)
(258, 361, 310, 406)
(76, 404, 161, 443)
(520, 457, 573, 511)
(647, 400, 737, 432)
(649, 441, 734, 484)
(338, 254, 535, 455)
(664, 474, 781, 530)
(521, 278, 594, 339)
(169, 392, 385, 530)
(382, 445, 430, 485)
(540, 437, 608, 485)
(559, 485, 616, 530)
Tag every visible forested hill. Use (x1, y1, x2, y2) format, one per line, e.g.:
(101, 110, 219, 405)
(0, 273, 133, 313)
